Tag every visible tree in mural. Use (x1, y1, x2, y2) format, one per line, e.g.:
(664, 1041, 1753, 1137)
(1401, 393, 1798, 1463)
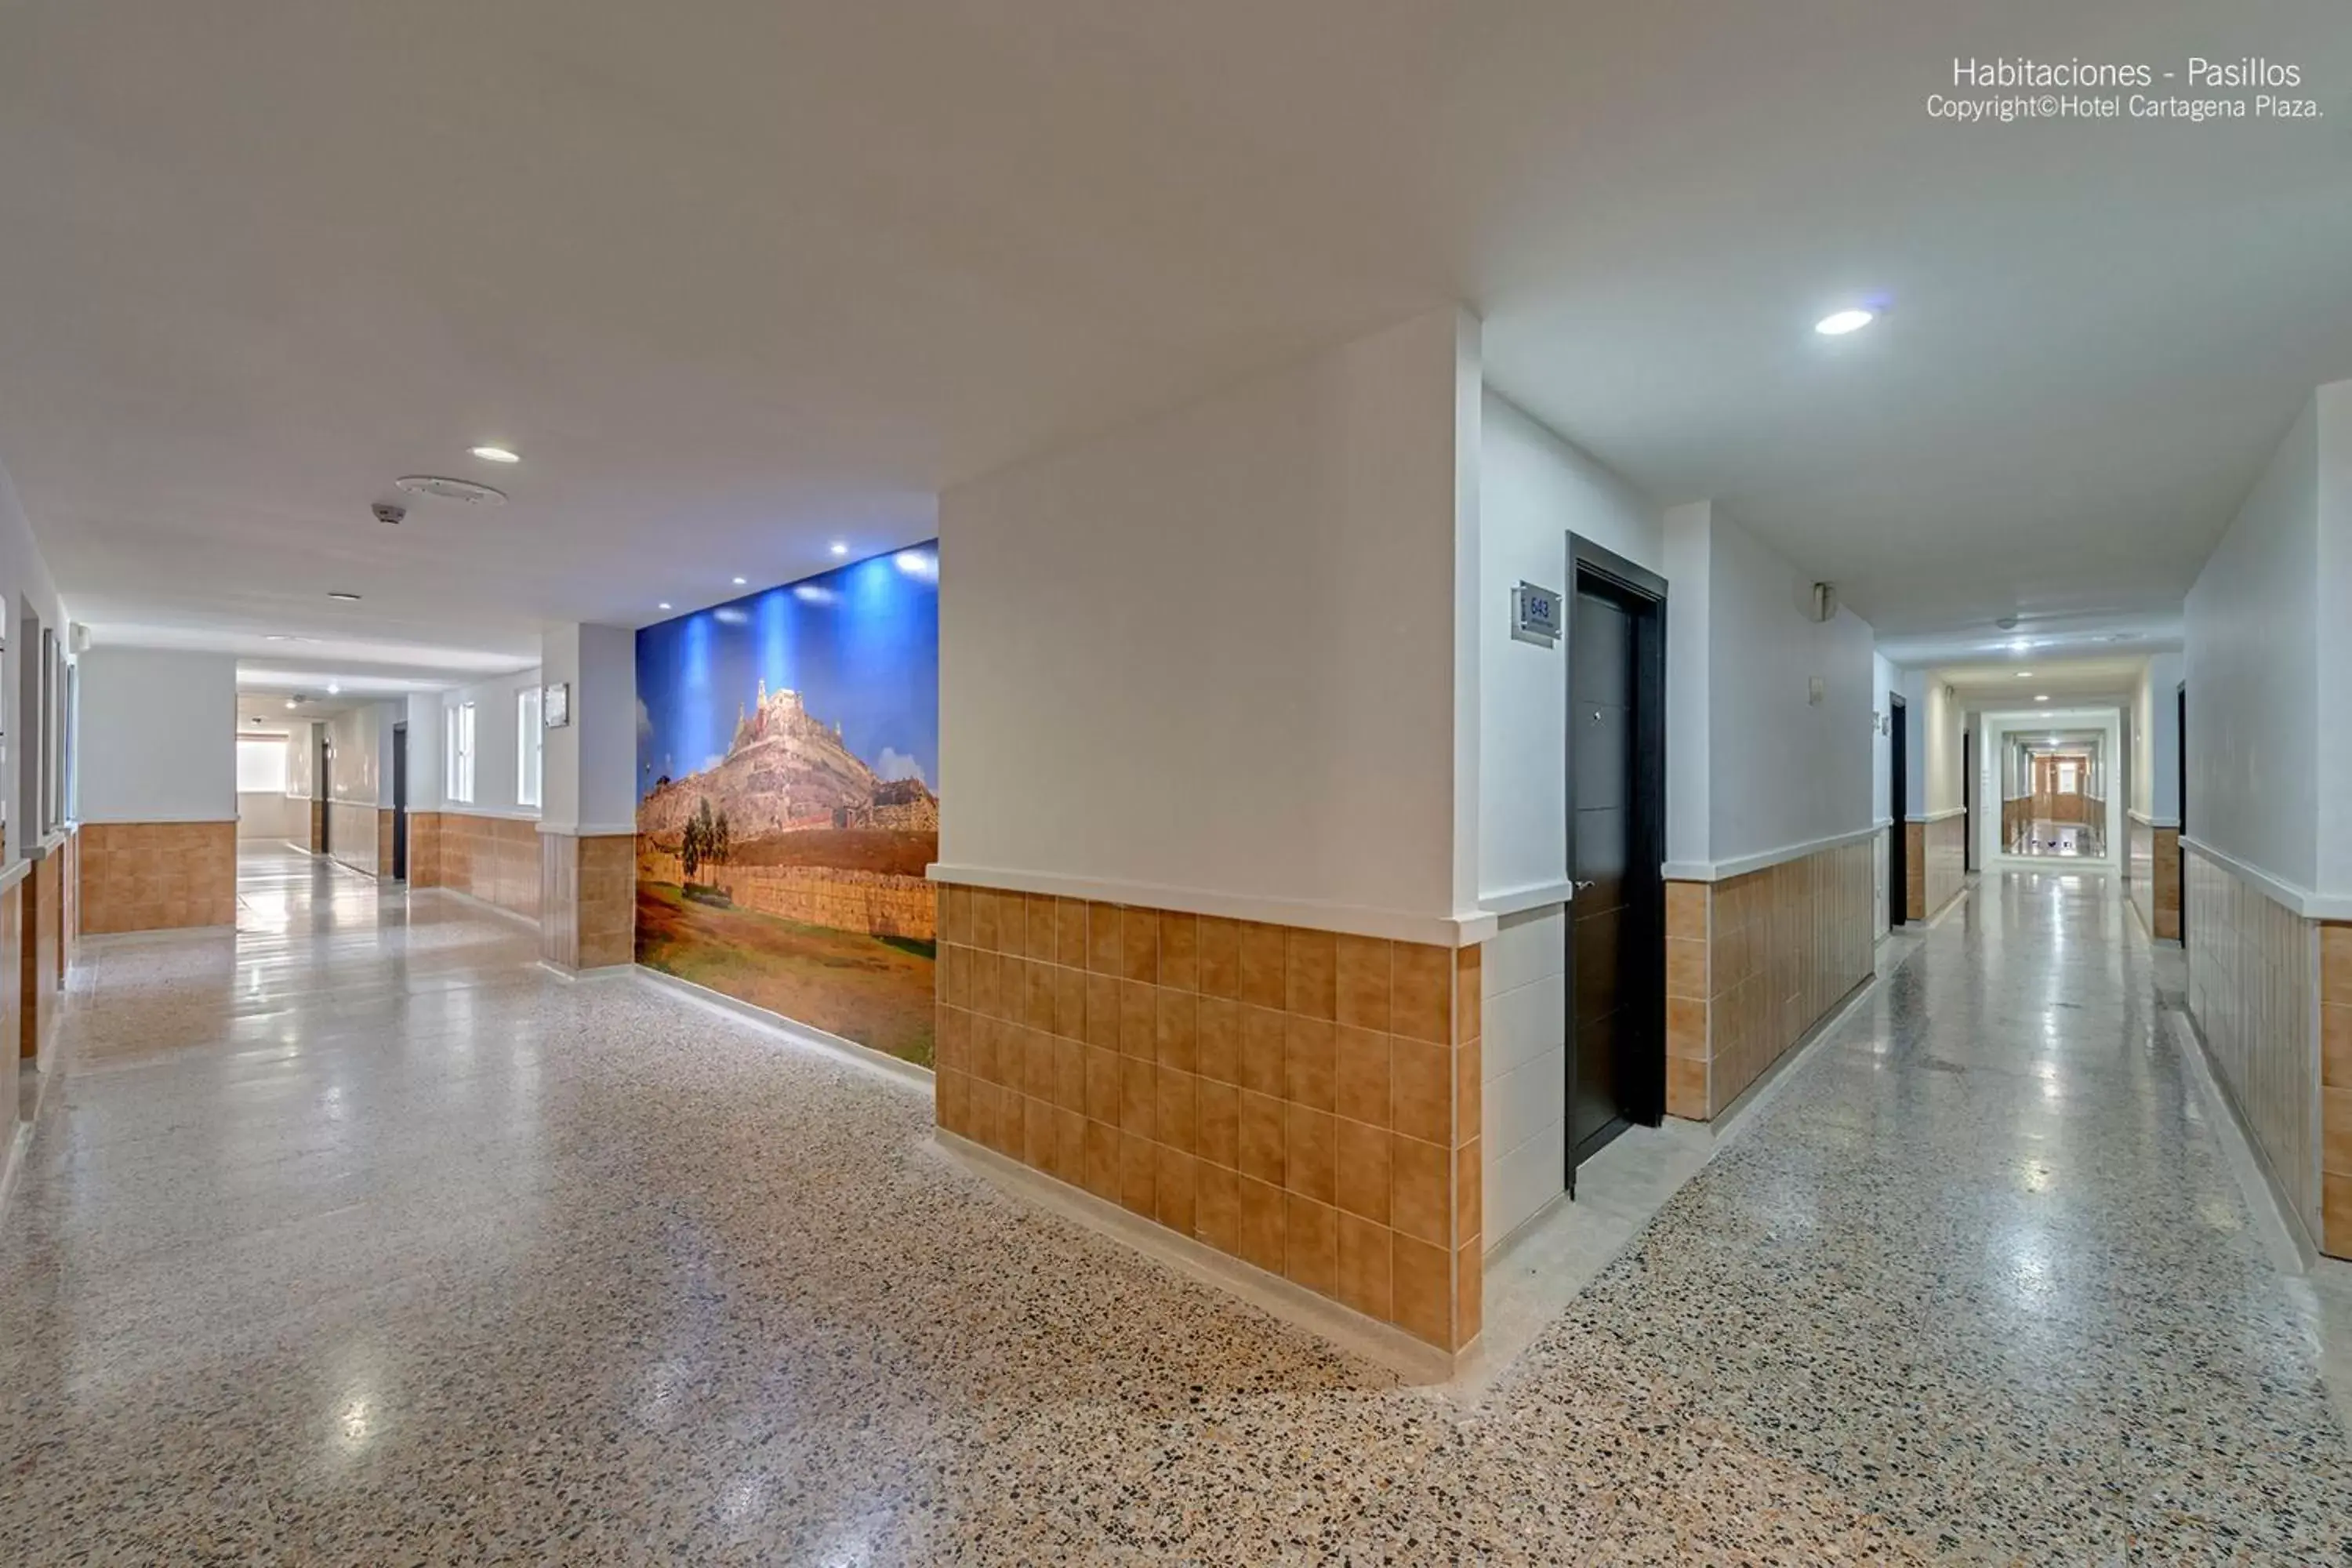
(681, 796, 715, 885)
(712, 808, 731, 873)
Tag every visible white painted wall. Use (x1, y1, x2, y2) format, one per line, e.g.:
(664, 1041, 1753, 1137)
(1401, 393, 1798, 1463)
(237, 790, 307, 840)
(1661, 503, 1711, 868)
(1903, 670, 1967, 818)
(2130, 652, 2183, 823)
(2184, 395, 2319, 892)
(1703, 510, 1875, 864)
(76, 648, 235, 823)
(403, 694, 442, 813)
(325, 706, 382, 804)
(436, 668, 544, 818)
(283, 719, 318, 800)
(2314, 382, 2352, 896)
(1476, 390, 1662, 906)
(540, 625, 635, 833)
(0, 455, 69, 855)
(938, 309, 1466, 929)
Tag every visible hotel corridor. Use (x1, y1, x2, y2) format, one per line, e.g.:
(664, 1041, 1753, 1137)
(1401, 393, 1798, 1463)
(0, 851, 2345, 1563)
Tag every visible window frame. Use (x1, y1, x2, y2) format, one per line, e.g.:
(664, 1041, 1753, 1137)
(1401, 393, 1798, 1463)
(236, 733, 291, 795)
(446, 701, 477, 804)
(517, 686, 543, 808)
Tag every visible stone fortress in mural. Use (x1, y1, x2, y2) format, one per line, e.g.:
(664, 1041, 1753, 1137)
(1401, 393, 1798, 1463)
(633, 541, 940, 1065)
(638, 680, 939, 840)
(634, 677, 940, 1063)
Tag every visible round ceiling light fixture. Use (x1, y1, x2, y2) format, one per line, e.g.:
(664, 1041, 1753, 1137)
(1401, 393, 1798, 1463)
(394, 474, 508, 506)
(285, 699, 299, 710)
(469, 445, 521, 464)
(328, 590, 361, 602)
(327, 682, 342, 695)
(657, 601, 672, 612)
(829, 542, 849, 557)
(2034, 694, 2050, 702)
(731, 575, 748, 586)
(2016, 670, 2033, 677)
(1813, 307, 1876, 336)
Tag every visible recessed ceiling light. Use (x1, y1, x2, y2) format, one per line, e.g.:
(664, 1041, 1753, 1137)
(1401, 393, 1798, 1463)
(829, 542, 849, 557)
(731, 576, 747, 586)
(285, 699, 298, 710)
(1814, 307, 1876, 336)
(328, 590, 361, 602)
(327, 682, 342, 695)
(470, 445, 521, 464)
(2016, 670, 2033, 677)
(657, 601, 672, 612)
(2034, 694, 2049, 702)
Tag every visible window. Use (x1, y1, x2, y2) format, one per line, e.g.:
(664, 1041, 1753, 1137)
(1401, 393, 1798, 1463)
(446, 702, 476, 803)
(236, 735, 289, 794)
(517, 686, 543, 808)
(2056, 760, 2079, 793)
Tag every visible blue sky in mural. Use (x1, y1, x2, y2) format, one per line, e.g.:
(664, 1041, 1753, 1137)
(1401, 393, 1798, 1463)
(635, 543, 938, 802)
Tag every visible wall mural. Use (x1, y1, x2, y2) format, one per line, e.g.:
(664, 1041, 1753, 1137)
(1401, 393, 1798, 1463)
(634, 543, 940, 1064)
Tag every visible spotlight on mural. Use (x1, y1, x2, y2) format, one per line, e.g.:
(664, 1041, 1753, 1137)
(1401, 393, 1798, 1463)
(634, 545, 939, 1064)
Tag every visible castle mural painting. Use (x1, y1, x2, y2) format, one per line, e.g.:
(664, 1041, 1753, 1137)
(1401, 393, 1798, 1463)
(635, 544, 940, 1065)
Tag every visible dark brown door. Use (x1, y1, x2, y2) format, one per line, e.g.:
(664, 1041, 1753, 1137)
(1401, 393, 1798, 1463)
(1564, 536, 1665, 1183)
(1569, 590, 1633, 1159)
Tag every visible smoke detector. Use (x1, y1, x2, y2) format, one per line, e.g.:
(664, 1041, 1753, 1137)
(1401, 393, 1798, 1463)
(394, 474, 508, 506)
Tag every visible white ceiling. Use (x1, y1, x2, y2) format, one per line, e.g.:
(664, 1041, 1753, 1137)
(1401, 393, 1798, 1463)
(1936, 653, 2149, 706)
(2, 0, 2347, 676)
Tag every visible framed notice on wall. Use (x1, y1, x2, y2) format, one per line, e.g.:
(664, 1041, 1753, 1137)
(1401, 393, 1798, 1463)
(543, 681, 571, 729)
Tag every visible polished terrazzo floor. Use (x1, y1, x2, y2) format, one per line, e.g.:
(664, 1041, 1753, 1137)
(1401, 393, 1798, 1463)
(1, 851, 2346, 1563)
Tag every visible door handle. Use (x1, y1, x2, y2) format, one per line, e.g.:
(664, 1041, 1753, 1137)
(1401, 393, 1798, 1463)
(1572, 880, 1595, 892)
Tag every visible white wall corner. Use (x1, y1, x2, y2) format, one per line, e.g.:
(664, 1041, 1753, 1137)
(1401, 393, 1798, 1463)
(1661, 501, 1713, 868)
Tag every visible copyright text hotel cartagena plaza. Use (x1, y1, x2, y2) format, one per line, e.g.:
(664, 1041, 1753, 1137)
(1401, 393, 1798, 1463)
(1929, 56, 2322, 123)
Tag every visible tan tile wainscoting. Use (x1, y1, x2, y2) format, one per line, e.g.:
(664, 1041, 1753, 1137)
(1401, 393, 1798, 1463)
(1665, 837, 1875, 1121)
(17, 844, 62, 1069)
(2183, 844, 2344, 1258)
(2323, 919, 2350, 1258)
(2127, 814, 2181, 942)
(1905, 812, 1966, 921)
(408, 811, 543, 920)
(931, 887, 1485, 1355)
(307, 799, 326, 855)
(0, 867, 21, 1121)
(78, 822, 237, 935)
(539, 831, 635, 971)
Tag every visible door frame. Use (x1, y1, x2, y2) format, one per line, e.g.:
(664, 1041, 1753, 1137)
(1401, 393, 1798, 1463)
(1889, 695, 1909, 922)
(317, 729, 332, 854)
(1562, 532, 1668, 1193)
(2176, 681, 2188, 950)
(1961, 727, 1973, 872)
(391, 721, 409, 882)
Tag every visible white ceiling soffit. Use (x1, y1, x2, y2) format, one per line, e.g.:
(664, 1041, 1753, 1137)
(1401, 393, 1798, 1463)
(1934, 652, 2150, 702)
(1, 1, 2347, 664)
